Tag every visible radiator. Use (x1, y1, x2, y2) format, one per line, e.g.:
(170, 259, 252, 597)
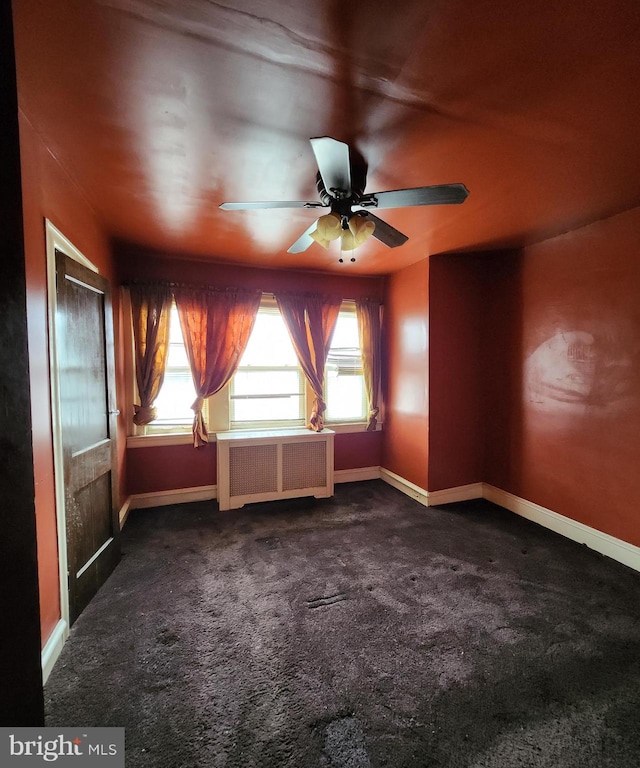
(216, 428, 335, 510)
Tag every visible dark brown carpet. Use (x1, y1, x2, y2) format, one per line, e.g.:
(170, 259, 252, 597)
(45, 480, 640, 767)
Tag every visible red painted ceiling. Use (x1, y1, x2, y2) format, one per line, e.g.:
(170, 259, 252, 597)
(12, 0, 640, 275)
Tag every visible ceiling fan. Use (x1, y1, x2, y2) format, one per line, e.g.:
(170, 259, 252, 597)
(220, 137, 469, 256)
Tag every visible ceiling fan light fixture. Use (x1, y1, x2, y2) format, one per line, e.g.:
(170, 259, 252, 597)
(310, 212, 342, 248)
(340, 214, 375, 250)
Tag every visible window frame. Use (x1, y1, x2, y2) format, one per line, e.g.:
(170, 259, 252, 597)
(130, 299, 210, 436)
(324, 301, 368, 425)
(229, 299, 306, 431)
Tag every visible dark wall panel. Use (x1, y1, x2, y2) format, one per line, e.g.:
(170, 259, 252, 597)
(0, 0, 44, 725)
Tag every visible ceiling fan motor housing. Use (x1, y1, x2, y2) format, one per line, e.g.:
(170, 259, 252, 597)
(316, 167, 367, 228)
(316, 165, 366, 204)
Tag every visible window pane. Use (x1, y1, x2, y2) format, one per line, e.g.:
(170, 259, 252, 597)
(239, 311, 298, 366)
(232, 395, 303, 423)
(326, 369, 365, 421)
(233, 369, 302, 397)
(166, 341, 190, 369)
(166, 307, 190, 368)
(331, 312, 359, 347)
(231, 306, 304, 427)
(153, 369, 196, 423)
(325, 307, 367, 422)
(151, 306, 196, 425)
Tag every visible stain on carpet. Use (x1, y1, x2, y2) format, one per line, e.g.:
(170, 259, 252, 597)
(321, 716, 370, 768)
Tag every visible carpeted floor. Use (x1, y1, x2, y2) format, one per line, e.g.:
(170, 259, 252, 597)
(45, 480, 640, 767)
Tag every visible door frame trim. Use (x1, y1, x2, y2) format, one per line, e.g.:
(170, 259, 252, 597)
(45, 219, 99, 650)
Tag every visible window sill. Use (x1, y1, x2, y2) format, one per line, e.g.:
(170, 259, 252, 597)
(127, 432, 199, 448)
(126, 421, 381, 448)
(324, 421, 383, 434)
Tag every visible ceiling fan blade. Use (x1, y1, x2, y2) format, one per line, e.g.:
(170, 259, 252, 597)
(287, 220, 319, 254)
(363, 213, 408, 248)
(310, 137, 351, 197)
(219, 200, 325, 211)
(362, 183, 469, 210)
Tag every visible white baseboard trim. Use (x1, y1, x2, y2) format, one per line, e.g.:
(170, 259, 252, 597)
(335, 466, 381, 484)
(129, 485, 218, 510)
(379, 467, 429, 507)
(41, 619, 67, 684)
(375, 470, 640, 573)
(378, 472, 483, 508)
(428, 482, 484, 506)
(119, 496, 132, 528)
(483, 484, 640, 573)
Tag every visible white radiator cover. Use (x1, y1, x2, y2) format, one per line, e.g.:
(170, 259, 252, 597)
(216, 428, 335, 510)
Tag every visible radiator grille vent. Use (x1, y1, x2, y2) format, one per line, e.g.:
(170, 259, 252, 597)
(229, 444, 278, 497)
(216, 428, 334, 510)
(282, 441, 327, 490)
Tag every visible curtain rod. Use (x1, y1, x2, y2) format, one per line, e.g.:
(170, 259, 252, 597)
(123, 283, 381, 304)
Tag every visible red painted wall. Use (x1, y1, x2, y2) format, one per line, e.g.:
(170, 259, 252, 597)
(334, 431, 382, 473)
(381, 259, 429, 489)
(116, 249, 385, 496)
(18, 115, 125, 645)
(127, 443, 217, 495)
(127, 432, 382, 496)
(428, 254, 485, 491)
(484, 207, 640, 546)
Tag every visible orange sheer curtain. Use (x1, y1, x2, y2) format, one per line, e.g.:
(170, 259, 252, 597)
(174, 286, 261, 446)
(275, 293, 342, 431)
(129, 283, 172, 426)
(356, 299, 382, 431)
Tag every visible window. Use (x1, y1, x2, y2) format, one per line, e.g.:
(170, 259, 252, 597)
(131, 295, 372, 438)
(146, 303, 200, 430)
(230, 302, 305, 428)
(325, 303, 367, 423)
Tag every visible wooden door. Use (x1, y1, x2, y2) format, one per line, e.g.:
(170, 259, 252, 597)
(55, 250, 120, 624)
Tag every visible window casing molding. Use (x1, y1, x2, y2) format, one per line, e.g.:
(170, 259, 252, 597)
(229, 300, 306, 430)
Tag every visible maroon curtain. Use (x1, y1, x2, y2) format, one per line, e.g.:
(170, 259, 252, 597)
(174, 286, 261, 446)
(129, 284, 172, 426)
(275, 293, 342, 431)
(356, 299, 382, 430)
